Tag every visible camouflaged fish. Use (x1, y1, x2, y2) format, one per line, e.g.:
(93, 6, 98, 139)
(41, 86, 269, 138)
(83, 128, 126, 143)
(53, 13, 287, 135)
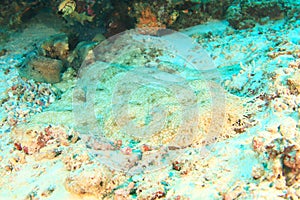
(58, 0, 94, 25)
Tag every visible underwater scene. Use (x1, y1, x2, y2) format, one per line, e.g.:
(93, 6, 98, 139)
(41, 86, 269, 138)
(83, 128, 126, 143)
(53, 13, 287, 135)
(0, 0, 300, 199)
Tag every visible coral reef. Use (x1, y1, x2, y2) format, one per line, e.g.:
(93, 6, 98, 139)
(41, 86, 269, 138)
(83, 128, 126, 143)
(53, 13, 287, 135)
(128, 0, 233, 32)
(0, 0, 47, 28)
(1, 1, 300, 199)
(242, 46, 300, 199)
(0, 0, 299, 41)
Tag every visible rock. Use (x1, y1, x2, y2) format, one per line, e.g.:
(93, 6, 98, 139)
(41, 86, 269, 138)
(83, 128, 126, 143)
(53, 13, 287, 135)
(19, 56, 64, 83)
